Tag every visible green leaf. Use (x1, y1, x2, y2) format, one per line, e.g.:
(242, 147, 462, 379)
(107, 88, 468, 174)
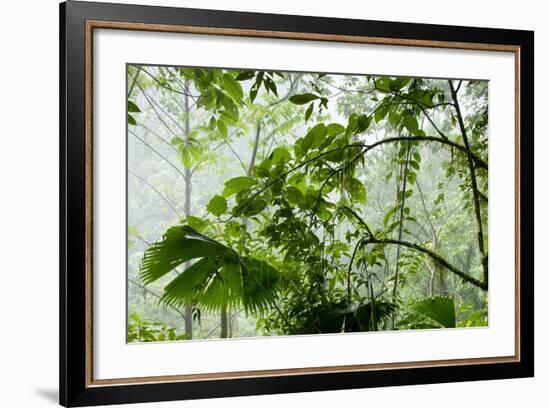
(285, 186, 303, 205)
(413, 297, 456, 328)
(302, 123, 327, 152)
(305, 102, 314, 122)
(140, 226, 233, 285)
(222, 73, 244, 101)
(388, 110, 401, 126)
(389, 77, 411, 92)
(356, 114, 372, 134)
(383, 206, 399, 226)
(128, 101, 141, 112)
(128, 114, 137, 126)
(375, 77, 392, 92)
(269, 147, 291, 164)
(403, 114, 421, 136)
(217, 119, 228, 137)
(223, 176, 256, 197)
(234, 198, 267, 217)
(410, 161, 420, 170)
(249, 85, 259, 103)
(289, 93, 319, 105)
(326, 123, 345, 136)
(235, 70, 255, 81)
(413, 152, 421, 163)
(374, 106, 389, 123)
(264, 76, 278, 96)
(346, 178, 367, 204)
(207, 195, 227, 216)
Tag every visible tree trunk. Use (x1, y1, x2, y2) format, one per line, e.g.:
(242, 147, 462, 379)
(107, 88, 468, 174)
(220, 306, 228, 338)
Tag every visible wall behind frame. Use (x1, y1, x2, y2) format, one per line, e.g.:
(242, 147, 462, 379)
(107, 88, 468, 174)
(0, 0, 544, 407)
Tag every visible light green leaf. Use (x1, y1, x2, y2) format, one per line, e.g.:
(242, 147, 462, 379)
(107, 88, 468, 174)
(222, 73, 244, 101)
(207, 195, 228, 216)
(270, 147, 291, 164)
(327, 123, 345, 136)
(223, 176, 256, 197)
(413, 297, 456, 328)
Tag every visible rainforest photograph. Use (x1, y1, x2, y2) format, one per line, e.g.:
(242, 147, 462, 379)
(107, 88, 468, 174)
(126, 64, 489, 343)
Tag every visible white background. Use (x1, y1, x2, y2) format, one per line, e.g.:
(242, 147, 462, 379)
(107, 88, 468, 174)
(0, 0, 544, 407)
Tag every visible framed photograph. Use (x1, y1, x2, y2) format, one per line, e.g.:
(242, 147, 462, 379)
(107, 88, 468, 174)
(60, 1, 534, 406)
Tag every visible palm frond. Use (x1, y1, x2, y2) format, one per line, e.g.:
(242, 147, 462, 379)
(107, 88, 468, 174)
(140, 225, 281, 315)
(140, 225, 233, 285)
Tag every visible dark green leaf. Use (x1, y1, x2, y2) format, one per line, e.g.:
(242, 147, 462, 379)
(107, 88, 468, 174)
(128, 101, 141, 112)
(305, 102, 314, 122)
(235, 70, 255, 81)
(289, 93, 319, 105)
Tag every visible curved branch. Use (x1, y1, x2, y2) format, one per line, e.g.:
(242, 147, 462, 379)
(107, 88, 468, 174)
(361, 237, 487, 291)
(369, 136, 487, 170)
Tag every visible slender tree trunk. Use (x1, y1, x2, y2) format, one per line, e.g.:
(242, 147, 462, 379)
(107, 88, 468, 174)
(220, 307, 228, 338)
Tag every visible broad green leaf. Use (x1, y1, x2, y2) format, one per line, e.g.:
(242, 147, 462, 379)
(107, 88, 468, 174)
(222, 73, 244, 101)
(289, 93, 319, 105)
(223, 176, 256, 197)
(356, 114, 372, 134)
(413, 297, 456, 328)
(302, 123, 327, 152)
(207, 195, 228, 216)
(389, 77, 411, 92)
(375, 77, 392, 92)
(285, 186, 303, 205)
(403, 114, 424, 136)
(410, 160, 420, 170)
(128, 114, 137, 126)
(388, 110, 401, 126)
(270, 147, 291, 164)
(234, 198, 267, 217)
(374, 106, 389, 123)
(327, 123, 345, 136)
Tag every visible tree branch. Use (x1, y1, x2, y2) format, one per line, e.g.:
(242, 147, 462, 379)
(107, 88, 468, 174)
(361, 238, 487, 290)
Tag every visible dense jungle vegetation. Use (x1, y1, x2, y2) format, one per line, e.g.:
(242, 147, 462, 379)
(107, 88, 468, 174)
(126, 64, 488, 342)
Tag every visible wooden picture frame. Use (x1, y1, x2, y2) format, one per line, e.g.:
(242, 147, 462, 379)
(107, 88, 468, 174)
(60, 1, 534, 406)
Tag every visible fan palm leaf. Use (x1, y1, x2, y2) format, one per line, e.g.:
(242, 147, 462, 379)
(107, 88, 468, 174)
(139, 225, 280, 314)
